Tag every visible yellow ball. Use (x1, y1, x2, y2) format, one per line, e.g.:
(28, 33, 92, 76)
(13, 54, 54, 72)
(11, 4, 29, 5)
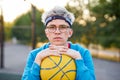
(40, 54, 76, 80)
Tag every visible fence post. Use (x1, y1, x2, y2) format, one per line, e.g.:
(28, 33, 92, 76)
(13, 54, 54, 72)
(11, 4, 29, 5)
(0, 7, 4, 68)
(31, 4, 36, 49)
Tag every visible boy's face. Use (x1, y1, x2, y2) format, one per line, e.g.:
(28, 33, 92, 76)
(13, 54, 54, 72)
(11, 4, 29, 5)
(45, 19, 73, 46)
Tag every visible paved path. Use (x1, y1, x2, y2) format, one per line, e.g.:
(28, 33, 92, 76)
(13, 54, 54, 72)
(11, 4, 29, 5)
(93, 58, 120, 80)
(0, 42, 30, 75)
(0, 42, 120, 80)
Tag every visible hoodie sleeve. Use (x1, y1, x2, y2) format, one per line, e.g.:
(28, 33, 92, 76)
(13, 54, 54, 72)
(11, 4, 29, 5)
(21, 43, 49, 80)
(21, 51, 41, 80)
(71, 44, 96, 80)
(75, 50, 96, 80)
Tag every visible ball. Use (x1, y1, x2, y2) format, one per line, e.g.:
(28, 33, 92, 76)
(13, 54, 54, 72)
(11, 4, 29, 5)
(40, 54, 76, 80)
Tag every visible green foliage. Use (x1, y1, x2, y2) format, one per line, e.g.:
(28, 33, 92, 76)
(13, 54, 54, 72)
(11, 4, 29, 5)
(12, 26, 31, 44)
(4, 27, 12, 41)
(14, 12, 31, 26)
(11, 0, 120, 50)
(69, 22, 82, 43)
(66, 0, 120, 49)
(66, 0, 97, 47)
(12, 8, 47, 44)
(91, 0, 120, 48)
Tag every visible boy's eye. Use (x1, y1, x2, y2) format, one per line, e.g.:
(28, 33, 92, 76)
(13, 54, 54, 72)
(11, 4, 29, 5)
(47, 25, 55, 29)
(59, 25, 69, 29)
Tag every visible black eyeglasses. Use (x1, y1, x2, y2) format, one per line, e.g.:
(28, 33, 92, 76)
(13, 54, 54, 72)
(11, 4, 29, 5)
(46, 25, 70, 33)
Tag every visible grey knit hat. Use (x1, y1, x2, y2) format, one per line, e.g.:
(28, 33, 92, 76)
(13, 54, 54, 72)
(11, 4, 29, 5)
(41, 6, 75, 27)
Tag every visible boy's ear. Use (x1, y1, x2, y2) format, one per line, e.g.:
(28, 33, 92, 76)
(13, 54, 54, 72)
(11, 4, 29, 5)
(69, 29, 73, 38)
(45, 29, 49, 38)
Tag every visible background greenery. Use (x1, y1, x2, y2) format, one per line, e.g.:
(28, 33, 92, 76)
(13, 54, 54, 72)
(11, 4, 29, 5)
(4, 0, 120, 52)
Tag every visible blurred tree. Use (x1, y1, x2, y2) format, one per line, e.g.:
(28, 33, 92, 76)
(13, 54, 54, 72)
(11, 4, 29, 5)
(12, 9, 47, 44)
(12, 0, 120, 53)
(66, 0, 120, 52)
(66, 0, 96, 47)
(90, 0, 120, 50)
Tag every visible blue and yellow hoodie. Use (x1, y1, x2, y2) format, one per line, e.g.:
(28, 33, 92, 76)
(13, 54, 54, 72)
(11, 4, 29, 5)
(22, 42, 96, 80)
